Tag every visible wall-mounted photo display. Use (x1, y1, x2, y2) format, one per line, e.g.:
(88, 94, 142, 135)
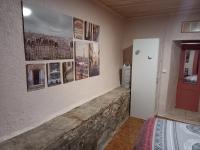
(22, 1, 101, 91)
(63, 62, 74, 83)
(47, 63, 61, 87)
(73, 18, 84, 40)
(22, 1, 73, 60)
(93, 24, 100, 42)
(75, 41, 89, 80)
(84, 21, 93, 41)
(181, 20, 200, 33)
(26, 64, 45, 91)
(89, 43, 100, 77)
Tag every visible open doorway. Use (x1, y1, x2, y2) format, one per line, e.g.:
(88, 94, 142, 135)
(165, 40, 200, 124)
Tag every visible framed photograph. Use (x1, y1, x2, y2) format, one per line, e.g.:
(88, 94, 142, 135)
(93, 24, 100, 42)
(181, 20, 200, 33)
(47, 63, 61, 87)
(84, 21, 92, 41)
(63, 62, 74, 83)
(75, 41, 89, 80)
(26, 64, 45, 91)
(22, 1, 73, 60)
(89, 43, 100, 77)
(73, 18, 84, 40)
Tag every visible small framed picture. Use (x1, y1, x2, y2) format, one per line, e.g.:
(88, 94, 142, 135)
(89, 43, 100, 77)
(26, 64, 45, 91)
(75, 41, 89, 80)
(47, 63, 61, 87)
(93, 24, 100, 42)
(84, 21, 93, 41)
(63, 62, 74, 83)
(73, 18, 84, 40)
(181, 20, 200, 33)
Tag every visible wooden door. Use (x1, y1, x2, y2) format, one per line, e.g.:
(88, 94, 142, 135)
(176, 44, 200, 112)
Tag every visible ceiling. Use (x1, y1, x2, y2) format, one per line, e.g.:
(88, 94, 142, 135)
(92, 0, 200, 20)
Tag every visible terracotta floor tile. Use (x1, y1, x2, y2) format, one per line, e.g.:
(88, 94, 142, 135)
(105, 117, 144, 150)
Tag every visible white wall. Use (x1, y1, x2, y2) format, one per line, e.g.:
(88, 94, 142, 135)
(166, 42, 181, 111)
(0, 0, 124, 142)
(122, 11, 200, 115)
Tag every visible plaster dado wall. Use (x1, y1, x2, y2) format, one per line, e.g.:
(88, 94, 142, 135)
(0, 0, 124, 142)
(122, 11, 200, 115)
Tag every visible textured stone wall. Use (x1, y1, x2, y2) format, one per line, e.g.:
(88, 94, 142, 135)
(0, 87, 130, 150)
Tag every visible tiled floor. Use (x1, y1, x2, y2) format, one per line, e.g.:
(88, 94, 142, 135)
(105, 117, 145, 150)
(158, 108, 200, 125)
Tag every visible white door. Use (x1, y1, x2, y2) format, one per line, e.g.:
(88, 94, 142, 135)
(131, 38, 159, 120)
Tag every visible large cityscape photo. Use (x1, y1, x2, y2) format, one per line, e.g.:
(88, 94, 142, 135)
(23, 1, 73, 60)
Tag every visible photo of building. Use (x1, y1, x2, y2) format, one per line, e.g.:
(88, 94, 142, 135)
(63, 62, 74, 83)
(23, 1, 73, 60)
(75, 41, 89, 80)
(89, 43, 100, 77)
(84, 21, 92, 41)
(93, 24, 100, 42)
(26, 64, 45, 91)
(24, 32, 73, 60)
(73, 18, 84, 40)
(47, 63, 61, 86)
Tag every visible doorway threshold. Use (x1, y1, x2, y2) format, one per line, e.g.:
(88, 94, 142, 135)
(157, 108, 200, 125)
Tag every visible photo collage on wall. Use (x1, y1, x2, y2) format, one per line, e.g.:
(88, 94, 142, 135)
(73, 17, 100, 80)
(23, 1, 100, 91)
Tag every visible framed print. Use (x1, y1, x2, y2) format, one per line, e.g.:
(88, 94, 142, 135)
(47, 63, 61, 86)
(26, 64, 45, 91)
(89, 43, 100, 77)
(84, 21, 92, 41)
(75, 41, 89, 80)
(73, 18, 84, 40)
(63, 62, 74, 83)
(22, 1, 73, 60)
(93, 24, 100, 42)
(181, 20, 200, 33)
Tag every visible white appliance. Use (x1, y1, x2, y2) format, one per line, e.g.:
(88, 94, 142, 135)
(131, 38, 159, 120)
(122, 64, 131, 88)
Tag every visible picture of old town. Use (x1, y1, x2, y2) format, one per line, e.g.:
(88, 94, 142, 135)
(93, 24, 100, 42)
(24, 32, 73, 60)
(89, 43, 100, 77)
(63, 62, 74, 83)
(75, 41, 89, 80)
(26, 64, 45, 91)
(47, 63, 61, 87)
(23, 1, 73, 60)
(84, 21, 93, 41)
(73, 18, 84, 40)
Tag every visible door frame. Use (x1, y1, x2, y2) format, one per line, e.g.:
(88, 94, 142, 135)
(176, 44, 200, 111)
